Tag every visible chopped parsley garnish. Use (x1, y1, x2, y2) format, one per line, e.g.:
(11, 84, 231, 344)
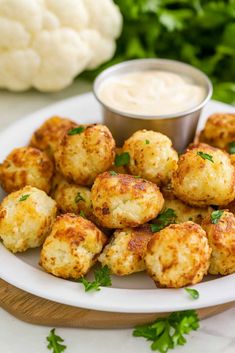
(74, 192, 85, 203)
(145, 139, 150, 144)
(188, 217, 193, 221)
(114, 152, 130, 167)
(109, 170, 118, 176)
(79, 210, 86, 218)
(47, 328, 66, 353)
(67, 126, 85, 135)
(185, 288, 199, 300)
(151, 208, 177, 233)
(228, 141, 235, 154)
(19, 194, 30, 202)
(78, 265, 112, 292)
(133, 310, 199, 352)
(197, 151, 214, 163)
(211, 210, 224, 224)
(134, 175, 141, 179)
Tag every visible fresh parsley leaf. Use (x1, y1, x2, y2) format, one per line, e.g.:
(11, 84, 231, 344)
(19, 194, 30, 202)
(67, 126, 85, 135)
(151, 208, 177, 233)
(197, 151, 214, 163)
(109, 170, 118, 176)
(211, 210, 224, 224)
(47, 328, 66, 353)
(188, 217, 193, 221)
(75, 192, 85, 203)
(145, 139, 150, 144)
(115, 152, 130, 167)
(228, 141, 235, 154)
(134, 175, 141, 178)
(133, 310, 199, 353)
(78, 265, 112, 292)
(79, 210, 86, 218)
(185, 288, 199, 300)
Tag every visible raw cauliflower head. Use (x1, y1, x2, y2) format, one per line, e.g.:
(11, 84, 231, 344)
(0, 0, 122, 92)
(40, 213, 108, 279)
(146, 222, 211, 288)
(201, 210, 235, 275)
(0, 186, 57, 253)
(98, 224, 153, 276)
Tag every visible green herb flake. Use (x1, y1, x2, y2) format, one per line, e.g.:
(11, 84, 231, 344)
(188, 217, 193, 221)
(75, 192, 85, 203)
(145, 139, 150, 144)
(211, 210, 224, 224)
(197, 151, 214, 163)
(79, 210, 86, 218)
(109, 170, 118, 176)
(151, 208, 177, 233)
(134, 175, 141, 179)
(133, 310, 199, 353)
(228, 141, 235, 154)
(185, 288, 199, 300)
(67, 126, 85, 135)
(19, 194, 30, 202)
(47, 328, 66, 353)
(114, 152, 130, 167)
(78, 265, 112, 292)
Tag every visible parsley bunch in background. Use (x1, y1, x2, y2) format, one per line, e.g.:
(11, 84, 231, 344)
(83, 0, 235, 104)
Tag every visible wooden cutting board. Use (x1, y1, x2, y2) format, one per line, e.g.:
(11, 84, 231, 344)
(0, 279, 234, 329)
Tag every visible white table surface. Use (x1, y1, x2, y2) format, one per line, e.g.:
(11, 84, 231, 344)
(0, 80, 235, 353)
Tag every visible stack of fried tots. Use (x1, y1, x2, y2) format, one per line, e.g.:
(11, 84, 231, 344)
(0, 113, 235, 288)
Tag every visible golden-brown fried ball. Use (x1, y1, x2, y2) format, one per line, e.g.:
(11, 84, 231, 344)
(146, 222, 211, 288)
(50, 174, 93, 219)
(0, 147, 54, 194)
(163, 197, 212, 224)
(29, 116, 76, 159)
(122, 130, 178, 185)
(0, 186, 57, 253)
(91, 172, 164, 228)
(55, 124, 116, 186)
(201, 210, 235, 275)
(172, 143, 235, 207)
(40, 213, 107, 279)
(98, 224, 153, 275)
(199, 113, 235, 150)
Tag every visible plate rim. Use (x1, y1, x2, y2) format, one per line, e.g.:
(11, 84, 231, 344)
(0, 93, 235, 313)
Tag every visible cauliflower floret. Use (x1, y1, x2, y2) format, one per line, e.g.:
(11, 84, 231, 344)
(0, 0, 122, 92)
(0, 186, 57, 253)
(146, 222, 211, 288)
(40, 213, 107, 279)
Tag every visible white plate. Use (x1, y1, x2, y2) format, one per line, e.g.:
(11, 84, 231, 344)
(0, 93, 235, 314)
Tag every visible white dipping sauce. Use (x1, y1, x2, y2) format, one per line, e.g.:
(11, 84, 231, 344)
(98, 70, 206, 115)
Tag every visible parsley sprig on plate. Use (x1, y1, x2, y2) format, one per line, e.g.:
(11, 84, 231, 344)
(47, 329, 66, 353)
(78, 265, 112, 292)
(133, 310, 199, 353)
(151, 209, 177, 233)
(185, 288, 199, 300)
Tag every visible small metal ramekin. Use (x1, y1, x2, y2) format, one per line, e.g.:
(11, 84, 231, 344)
(93, 59, 212, 151)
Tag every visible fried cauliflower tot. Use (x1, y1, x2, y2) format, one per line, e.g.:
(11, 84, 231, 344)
(50, 174, 93, 219)
(146, 222, 211, 288)
(98, 225, 153, 275)
(122, 130, 178, 185)
(0, 186, 57, 253)
(0, 147, 54, 194)
(172, 144, 235, 207)
(199, 113, 235, 150)
(29, 116, 76, 159)
(91, 172, 164, 228)
(201, 210, 235, 275)
(40, 213, 107, 279)
(55, 124, 116, 186)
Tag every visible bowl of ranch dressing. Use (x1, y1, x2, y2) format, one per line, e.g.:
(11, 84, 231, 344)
(93, 59, 212, 151)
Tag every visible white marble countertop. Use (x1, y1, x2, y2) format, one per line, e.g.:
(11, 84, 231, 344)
(0, 80, 234, 353)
